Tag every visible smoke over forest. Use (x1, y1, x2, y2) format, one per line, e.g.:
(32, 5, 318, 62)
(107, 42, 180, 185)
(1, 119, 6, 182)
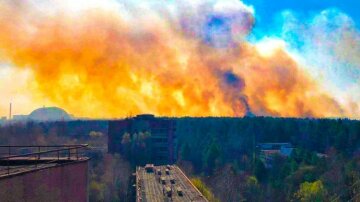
(0, 0, 359, 118)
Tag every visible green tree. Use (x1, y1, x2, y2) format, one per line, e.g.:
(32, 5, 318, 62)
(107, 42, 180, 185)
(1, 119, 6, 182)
(121, 133, 131, 144)
(244, 176, 261, 201)
(204, 141, 221, 174)
(180, 143, 191, 161)
(89, 181, 105, 201)
(295, 180, 327, 202)
(121, 132, 131, 159)
(191, 178, 220, 202)
(254, 159, 267, 183)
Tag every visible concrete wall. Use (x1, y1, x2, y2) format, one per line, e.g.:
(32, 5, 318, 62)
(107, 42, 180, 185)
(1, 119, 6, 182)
(0, 160, 88, 202)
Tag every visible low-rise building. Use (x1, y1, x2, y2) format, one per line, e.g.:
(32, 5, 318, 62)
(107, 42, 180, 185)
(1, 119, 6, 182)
(257, 143, 294, 168)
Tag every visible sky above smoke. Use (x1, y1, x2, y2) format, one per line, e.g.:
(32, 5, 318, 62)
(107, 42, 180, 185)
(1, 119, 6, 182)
(0, 0, 359, 119)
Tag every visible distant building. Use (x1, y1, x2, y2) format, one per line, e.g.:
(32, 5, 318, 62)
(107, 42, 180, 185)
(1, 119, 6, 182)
(28, 107, 72, 121)
(0, 116, 6, 125)
(316, 153, 328, 158)
(108, 114, 177, 164)
(257, 143, 294, 168)
(12, 114, 28, 121)
(11, 107, 72, 123)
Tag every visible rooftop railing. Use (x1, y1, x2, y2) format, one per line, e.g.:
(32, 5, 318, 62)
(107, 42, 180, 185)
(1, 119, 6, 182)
(0, 144, 88, 176)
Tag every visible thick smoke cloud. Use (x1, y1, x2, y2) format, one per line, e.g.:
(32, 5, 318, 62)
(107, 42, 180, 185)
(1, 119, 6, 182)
(280, 9, 360, 118)
(0, 0, 355, 118)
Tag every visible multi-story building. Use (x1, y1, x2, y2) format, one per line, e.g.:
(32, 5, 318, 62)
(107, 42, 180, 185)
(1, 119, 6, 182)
(108, 114, 176, 164)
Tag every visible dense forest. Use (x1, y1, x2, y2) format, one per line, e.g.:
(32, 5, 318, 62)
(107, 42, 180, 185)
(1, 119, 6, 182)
(174, 117, 360, 201)
(1, 117, 359, 201)
(176, 117, 360, 171)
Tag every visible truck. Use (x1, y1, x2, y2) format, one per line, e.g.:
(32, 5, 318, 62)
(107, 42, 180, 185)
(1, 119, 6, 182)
(165, 186, 172, 197)
(176, 187, 183, 196)
(145, 164, 154, 173)
(160, 176, 166, 185)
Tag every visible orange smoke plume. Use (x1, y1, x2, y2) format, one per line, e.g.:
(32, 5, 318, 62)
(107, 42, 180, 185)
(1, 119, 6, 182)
(0, 1, 346, 118)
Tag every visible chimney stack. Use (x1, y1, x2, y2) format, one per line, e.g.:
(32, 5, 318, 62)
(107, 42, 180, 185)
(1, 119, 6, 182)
(9, 103, 12, 120)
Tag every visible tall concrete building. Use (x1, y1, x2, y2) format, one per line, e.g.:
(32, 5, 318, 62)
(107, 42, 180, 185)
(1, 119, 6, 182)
(108, 114, 176, 164)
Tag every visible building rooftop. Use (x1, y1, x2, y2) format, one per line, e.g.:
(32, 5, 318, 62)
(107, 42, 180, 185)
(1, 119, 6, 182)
(0, 145, 88, 178)
(135, 114, 156, 120)
(257, 142, 293, 150)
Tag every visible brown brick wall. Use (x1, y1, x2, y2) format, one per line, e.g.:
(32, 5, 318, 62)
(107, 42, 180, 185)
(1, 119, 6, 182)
(0, 160, 88, 202)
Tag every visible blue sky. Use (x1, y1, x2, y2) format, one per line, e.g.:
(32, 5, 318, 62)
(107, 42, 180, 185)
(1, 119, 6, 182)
(243, 0, 360, 35)
(243, 0, 360, 98)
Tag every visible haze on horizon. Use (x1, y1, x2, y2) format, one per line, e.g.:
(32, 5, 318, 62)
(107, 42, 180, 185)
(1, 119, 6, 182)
(0, 0, 359, 119)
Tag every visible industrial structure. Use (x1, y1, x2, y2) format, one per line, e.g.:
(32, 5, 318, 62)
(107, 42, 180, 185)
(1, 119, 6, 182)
(136, 164, 208, 202)
(108, 114, 177, 164)
(6, 106, 72, 122)
(0, 144, 89, 202)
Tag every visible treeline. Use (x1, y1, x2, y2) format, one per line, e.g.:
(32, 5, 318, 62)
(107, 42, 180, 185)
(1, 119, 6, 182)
(176, 117, 360, 172)
(174, 117, 360, 201)
(0, 120, 108, 144)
